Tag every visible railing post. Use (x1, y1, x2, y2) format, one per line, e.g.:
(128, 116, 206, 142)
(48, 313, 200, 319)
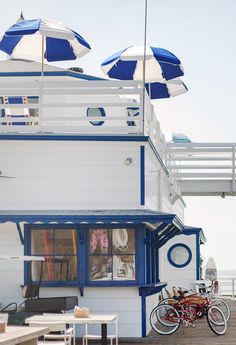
(232, 144, 236, 194)
(38, 80, 43, 133)
(139, 82, 144, 134)
(232, 277, 235, 300)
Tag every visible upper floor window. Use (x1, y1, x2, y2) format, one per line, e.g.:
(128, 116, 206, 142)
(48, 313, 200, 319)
(30, 228, 77, 282)
(127, 107, 139, 127)
(87, 107, 105, 126)
(0, 96, 39, 126)
(89, 228, 136, 281)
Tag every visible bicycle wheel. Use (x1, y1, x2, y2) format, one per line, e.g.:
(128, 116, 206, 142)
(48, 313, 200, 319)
(158, 298, 178, 306)
(150, 304, 180, 335)
(207, 306, 227, 335)
(210, 298, 231, 322)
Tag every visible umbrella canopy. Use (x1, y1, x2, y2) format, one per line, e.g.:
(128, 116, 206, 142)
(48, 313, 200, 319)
(101, 45, 184, 82)
(146, 78, 188, 99)
(0, 18, 91, 62)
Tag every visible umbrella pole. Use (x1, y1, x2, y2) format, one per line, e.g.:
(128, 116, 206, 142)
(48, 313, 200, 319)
(148, 83, 151, 99)
(142, 0, 148, 133)
(41, 35, 44, 79)
(39, 35, 45, 129)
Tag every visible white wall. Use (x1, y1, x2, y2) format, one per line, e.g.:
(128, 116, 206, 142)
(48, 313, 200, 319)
(0, 223, 24, 306)
(144, 145, 185, 221)
(0, 222, 143, 337)
(0, 141, 141, 210)
(159, 234, 197, 290)
(145, 294, 158, 335)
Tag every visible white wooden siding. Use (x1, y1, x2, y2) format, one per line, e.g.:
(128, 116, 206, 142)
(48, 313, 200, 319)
(144, 144, 185, 221)
(159, 234, 197, 289)
(0, 141, 141, 210)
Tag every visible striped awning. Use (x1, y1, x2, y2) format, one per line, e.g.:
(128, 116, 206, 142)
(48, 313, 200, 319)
(0, 209, 184, 227)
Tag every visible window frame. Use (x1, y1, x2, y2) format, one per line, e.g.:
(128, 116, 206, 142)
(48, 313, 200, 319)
(24, 224, 80, 287)
(87, 107, 106, 126)
(86, 224, 138, 286)
(24, 224, 144, 287)
(167, 243, 192, 268)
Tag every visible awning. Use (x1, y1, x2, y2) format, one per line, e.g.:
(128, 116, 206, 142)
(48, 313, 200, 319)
(0, 209, 183, 226)
(0, 209, 184, 247)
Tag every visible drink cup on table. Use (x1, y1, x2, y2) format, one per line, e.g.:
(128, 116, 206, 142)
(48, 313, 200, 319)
(0, 314, 8, 333)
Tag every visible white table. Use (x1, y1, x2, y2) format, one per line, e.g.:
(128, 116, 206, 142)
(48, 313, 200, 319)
(25, 313, 118, 345)
(0, 326, 49, 345)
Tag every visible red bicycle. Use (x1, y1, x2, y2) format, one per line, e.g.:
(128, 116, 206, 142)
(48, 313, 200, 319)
(150, 302, 227, 335)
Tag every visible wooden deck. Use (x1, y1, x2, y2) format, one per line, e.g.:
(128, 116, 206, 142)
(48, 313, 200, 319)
(83, 300, 236, 345)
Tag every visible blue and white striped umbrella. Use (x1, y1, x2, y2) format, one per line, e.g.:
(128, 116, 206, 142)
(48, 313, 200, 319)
(101, 45, 184, 82)
(146, 78, 188, 99)
(0, 18, 91, 62)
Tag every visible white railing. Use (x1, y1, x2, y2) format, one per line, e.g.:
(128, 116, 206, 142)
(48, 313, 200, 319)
(218, 276, 235, 300)
(0, 79, 147, 135)
(0, 78, 170, 168)
(145, 99, 167, 165)
(167, 142, 236, 181)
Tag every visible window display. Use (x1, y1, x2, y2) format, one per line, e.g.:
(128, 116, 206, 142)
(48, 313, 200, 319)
(31, 228, 77, 281)
(89, 228, 136, 281)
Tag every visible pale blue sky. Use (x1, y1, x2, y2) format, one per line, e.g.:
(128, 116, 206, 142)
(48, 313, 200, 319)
(0, 0, 235, 270)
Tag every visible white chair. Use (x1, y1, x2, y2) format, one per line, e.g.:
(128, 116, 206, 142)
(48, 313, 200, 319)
(29, 321, 73, 345)
(82, 318, 118, 345)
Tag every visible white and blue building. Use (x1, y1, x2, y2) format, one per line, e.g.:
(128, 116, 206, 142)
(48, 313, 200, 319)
(0, 59, 205, 337)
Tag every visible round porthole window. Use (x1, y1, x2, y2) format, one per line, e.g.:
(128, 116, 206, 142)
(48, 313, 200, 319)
(87, 107, 105, 126)
(167, 243, 192, 268)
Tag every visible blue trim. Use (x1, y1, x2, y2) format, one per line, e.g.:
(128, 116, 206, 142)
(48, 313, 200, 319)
(78, 225, 86, 285)
(137, 226, 146, 285)
(155, 247, 159, 281)
(139, 283, 167, 297)
(24, 225, 30, 285)
(1, 214, 179, 224)
(140, 146, 145, 205)
(144, 223, 168, 244)
(0, 70, 103, 81)
(141, 294, 146, 337)
(16, 223, 24, 245)
(167, 243, 192, 268)
(0, 134, 149, 142)
(146, 229, 151, 284)
(196, 232, 200, 280)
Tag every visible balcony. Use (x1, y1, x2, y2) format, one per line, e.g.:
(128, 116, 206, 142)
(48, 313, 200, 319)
(0, 77, 167, 162)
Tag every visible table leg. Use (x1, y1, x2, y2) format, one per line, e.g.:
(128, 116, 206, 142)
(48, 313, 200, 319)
(101, 323, 107, 345)
(73, 324, 76, 345)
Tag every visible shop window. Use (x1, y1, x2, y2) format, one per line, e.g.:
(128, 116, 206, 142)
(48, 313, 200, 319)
(88, 228, 136, 281)
(167, 243, 192, 268)
(30, 227, 77, 282)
